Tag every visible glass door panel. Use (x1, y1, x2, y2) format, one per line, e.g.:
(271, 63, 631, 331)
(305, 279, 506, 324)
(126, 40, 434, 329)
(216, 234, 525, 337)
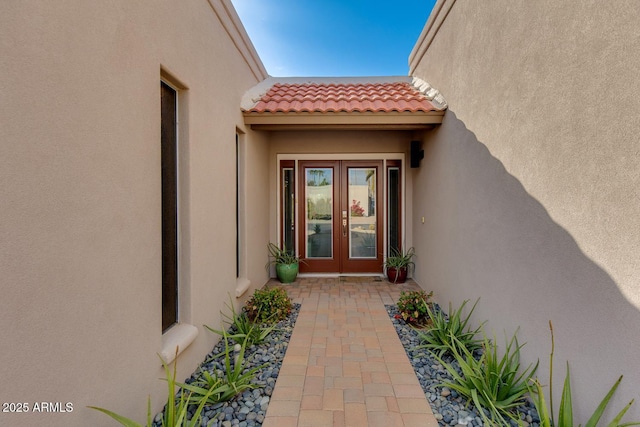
(340, 160, 383, 273)
(305, 167, 333, 258)
(297, 160, 386, 274)
(348, 168, 377, 258)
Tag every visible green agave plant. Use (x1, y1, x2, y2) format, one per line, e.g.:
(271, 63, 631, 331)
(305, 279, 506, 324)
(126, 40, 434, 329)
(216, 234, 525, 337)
(383, 246, 416, 269)
(180, 330, 264, 407)
(529, 322, 640, 427)
(417, 298, 484, 357)
(205, 294, 276, 346)
(265, 242, 303, 268)
(438, 329, 538, 425)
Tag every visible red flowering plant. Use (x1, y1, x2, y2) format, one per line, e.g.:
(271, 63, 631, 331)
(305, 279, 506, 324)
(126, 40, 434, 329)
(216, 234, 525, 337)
(395, 290, 434, 327)
(350, 199, 364, 216)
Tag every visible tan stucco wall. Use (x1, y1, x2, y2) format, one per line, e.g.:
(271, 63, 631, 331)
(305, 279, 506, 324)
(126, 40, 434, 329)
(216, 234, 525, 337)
(410, 0, 640, 420)
(0, 1, 269, 425)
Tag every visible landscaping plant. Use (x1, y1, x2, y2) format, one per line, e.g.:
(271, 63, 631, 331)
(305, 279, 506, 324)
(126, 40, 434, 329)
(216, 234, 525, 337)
(179, 332, 263, 406)
(205, 295, 276, 346)
(438, 330, 538, 425)
(417, 298, 484, 357)
(384, 246, 416, 270)
(529, 321, 640, 427)
(88, 350, 213, 427)
(245, 287, 292, 324)
(265, 242, 303, 268)
(384, 246, 416, 283)
(395, 290, 434, 326)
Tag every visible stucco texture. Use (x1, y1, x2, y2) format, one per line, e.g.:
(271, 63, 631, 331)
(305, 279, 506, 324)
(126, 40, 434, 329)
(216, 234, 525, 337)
(410, 0, 640, 422)
(0, 1, 269, 425)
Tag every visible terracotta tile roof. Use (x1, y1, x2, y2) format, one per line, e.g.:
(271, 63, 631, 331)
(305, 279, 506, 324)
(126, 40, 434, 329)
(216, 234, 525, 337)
(247, 82, 440, 114)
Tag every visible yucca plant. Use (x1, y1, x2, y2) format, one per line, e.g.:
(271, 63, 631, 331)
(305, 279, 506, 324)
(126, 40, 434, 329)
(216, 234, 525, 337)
(529, 321, 640, 427)
(438, 330, 538, 425)
(205, 295, 276, 346)
(417, 298, 484, 357)
(265, 242, 303, 267)
(219, 331, 264, 397)
(181, 332, 264, 405)
(88, 351, 213, 427)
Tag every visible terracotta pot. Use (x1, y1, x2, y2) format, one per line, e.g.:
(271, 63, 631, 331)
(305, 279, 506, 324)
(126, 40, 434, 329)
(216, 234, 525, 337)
(386, 267, 408, 283)
(276, 263, 299, 284)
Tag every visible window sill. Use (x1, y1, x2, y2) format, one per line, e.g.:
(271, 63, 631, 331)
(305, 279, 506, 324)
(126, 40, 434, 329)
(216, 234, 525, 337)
(235, 277, 251, 298)
(160, 323, 199, 364)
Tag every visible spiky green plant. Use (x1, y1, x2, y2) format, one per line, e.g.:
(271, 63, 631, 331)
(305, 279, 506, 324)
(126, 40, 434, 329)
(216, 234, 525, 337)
(180, 332, 264, 406)
(529, 321, 640, 427)
(88, 351, 213, 427)
(205, 294, 276, 346)
(438, 330, 538, 425)
(417, 298, 484, 357)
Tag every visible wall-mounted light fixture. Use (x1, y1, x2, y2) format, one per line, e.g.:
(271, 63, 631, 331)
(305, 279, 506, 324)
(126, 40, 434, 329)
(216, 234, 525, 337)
(410, 140, 424, 168)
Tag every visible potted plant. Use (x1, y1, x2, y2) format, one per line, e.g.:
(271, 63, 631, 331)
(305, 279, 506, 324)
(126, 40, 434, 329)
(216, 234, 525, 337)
(265, 242, 304, 284)
(384, 246, 415, 283)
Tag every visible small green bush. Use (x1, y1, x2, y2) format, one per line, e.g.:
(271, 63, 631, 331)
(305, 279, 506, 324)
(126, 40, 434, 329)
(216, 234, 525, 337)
(395, 290, 434, 326)
(245, 287, 292, 324)
(417, 298, 484, 357)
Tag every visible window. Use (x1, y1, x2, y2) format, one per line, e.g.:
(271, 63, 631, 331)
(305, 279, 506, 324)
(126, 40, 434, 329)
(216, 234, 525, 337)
(236, 133, 244, 278)
(387, 160, 401, 255)
(161, 81, 178, 332)
(280, 160, 295, 253)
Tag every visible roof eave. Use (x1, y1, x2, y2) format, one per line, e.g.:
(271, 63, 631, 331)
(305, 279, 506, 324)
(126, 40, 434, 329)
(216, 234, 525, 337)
(242, 111, 444, 131)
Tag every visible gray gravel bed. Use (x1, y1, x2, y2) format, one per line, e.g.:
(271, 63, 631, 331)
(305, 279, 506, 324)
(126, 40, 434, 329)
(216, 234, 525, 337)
(152, 303, 300, 427)
(153, 301, 539, 427)
(386, 304, 540, 427)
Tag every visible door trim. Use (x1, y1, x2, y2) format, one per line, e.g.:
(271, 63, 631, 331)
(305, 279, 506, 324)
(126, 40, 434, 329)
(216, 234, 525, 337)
(276, 153, 407, 275)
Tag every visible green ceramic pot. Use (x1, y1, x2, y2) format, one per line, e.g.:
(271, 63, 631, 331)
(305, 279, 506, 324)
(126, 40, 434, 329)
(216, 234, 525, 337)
(276, 263, 299, 284)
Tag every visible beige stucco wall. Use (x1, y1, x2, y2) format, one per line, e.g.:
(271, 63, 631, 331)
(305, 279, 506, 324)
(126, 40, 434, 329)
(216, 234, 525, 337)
(410, 0, 640, 421)
(266, 130, 417, 264)
(0, 1, 269, 425)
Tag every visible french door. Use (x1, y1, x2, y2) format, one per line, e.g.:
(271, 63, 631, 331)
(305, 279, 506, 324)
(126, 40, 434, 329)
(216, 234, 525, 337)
(298, 160, 383, 273)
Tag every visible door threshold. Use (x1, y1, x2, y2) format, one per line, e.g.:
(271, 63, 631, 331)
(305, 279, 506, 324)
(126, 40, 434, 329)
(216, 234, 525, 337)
(298, 273, 384, 280)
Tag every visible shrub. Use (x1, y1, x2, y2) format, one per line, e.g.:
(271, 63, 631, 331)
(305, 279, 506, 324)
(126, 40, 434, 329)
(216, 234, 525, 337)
(438, 330, 538, 425)
(245, 287, 292, 324)
(417, 298, 484, 357)
(395, 290, 433, 326)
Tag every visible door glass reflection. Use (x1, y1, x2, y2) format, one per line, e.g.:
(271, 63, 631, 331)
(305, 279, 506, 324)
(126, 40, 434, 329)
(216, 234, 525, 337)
(305, 168, 333, 258)
(348, 168, 376, 258)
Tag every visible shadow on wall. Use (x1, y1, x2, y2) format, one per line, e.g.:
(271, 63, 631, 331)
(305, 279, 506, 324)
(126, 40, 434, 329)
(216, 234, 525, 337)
(412, 110, 640, 421)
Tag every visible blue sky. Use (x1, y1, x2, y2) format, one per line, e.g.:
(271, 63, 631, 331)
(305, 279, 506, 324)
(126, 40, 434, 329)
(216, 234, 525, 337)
(230, 0, 436, 77)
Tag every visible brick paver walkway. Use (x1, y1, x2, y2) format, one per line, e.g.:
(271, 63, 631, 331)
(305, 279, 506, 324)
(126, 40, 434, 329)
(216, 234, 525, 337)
(262, 277, 439, 427)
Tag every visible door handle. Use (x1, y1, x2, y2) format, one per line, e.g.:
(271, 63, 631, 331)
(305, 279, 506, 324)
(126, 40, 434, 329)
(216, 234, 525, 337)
(342, 219, 347, 237)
